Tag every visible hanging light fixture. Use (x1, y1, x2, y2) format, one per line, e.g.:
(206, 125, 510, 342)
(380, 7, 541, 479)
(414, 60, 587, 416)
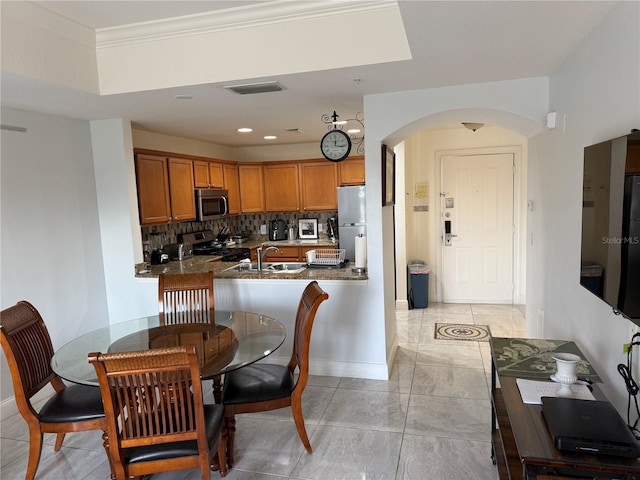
(462, 122, 484, 132)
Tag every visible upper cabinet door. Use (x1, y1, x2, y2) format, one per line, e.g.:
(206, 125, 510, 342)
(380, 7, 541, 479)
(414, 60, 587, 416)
(194, 160, 225, 188)
(223, 164, 240, 214)
(299, 161, 338, 211)
(167, 157, 196, 222)
(339, 156, 365, 185)
(135, 154, 171, 225)
(193, 160, 210, 188)
(264, 163, 300, 212)
(209, 163, 224, 188)
(238, 164, 265, 213)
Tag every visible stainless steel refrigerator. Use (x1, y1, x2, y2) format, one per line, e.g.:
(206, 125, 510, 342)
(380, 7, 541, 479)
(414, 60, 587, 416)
(337, 185, 366, 262)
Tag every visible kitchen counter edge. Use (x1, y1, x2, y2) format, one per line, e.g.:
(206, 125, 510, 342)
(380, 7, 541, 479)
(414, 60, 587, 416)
(135, 237, 366, 281)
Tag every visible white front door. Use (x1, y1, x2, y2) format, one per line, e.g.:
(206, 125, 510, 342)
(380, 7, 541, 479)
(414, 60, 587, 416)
(441, 153, 514, 303)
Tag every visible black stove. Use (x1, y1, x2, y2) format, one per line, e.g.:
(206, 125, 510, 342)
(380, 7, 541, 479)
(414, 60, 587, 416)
(179, 231, 250, 262)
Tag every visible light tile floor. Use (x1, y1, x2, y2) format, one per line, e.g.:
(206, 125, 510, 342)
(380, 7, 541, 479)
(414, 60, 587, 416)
(0, 303, 526, 480)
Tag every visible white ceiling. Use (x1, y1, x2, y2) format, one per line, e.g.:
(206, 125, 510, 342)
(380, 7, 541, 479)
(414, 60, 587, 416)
(1, 1, 616, 147)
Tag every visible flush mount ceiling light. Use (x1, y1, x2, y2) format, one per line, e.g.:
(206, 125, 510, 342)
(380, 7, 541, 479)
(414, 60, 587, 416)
(237, 127, 253, 133)
(462, 122, 484, 132)
(224, 81, 286, 95)
(264, 135, 277, 140)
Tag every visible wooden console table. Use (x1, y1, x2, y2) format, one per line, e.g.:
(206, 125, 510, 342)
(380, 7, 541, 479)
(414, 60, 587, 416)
(490, 337, 640, 479)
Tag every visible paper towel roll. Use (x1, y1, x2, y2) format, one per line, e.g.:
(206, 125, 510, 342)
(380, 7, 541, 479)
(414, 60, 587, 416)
(355, 234, 367, 269)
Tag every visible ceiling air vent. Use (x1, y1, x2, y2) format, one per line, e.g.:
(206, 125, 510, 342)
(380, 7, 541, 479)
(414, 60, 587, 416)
(224, 81, 286, 95)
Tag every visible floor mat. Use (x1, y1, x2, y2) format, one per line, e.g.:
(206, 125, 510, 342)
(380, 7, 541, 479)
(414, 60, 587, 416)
(434, 323, 490, 342)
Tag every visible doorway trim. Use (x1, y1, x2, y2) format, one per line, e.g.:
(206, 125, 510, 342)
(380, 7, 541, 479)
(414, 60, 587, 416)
(435, 145, 525, 305)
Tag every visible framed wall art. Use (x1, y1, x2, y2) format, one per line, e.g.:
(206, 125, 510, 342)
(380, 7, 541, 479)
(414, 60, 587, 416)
(381, 144, 395, 206)
(298, 218, 318, 239)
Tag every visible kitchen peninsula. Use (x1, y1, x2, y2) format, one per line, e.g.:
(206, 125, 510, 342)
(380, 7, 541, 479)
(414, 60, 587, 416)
(132, 237, 381, 381)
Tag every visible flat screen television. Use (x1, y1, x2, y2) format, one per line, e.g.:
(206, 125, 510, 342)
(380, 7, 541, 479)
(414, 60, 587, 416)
(580, 130, 640, 325)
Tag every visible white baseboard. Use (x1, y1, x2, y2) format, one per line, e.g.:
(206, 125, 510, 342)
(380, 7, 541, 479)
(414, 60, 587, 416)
(268, 354, 390, 380)
(396, 299, 409, 310)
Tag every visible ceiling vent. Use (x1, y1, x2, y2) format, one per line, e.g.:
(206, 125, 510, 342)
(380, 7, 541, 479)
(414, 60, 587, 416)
(224, 81, 286, 95)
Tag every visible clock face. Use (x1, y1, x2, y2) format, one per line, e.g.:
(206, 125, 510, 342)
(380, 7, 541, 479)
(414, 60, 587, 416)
(320, 129, 351, 162)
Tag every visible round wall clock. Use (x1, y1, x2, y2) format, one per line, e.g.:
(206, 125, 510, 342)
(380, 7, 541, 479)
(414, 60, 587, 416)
(320, 129, 351, 162)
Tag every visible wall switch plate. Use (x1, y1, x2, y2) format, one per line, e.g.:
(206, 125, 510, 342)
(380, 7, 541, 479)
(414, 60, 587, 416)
(318, 223, 323, 233)
(260, 224, 267, 235)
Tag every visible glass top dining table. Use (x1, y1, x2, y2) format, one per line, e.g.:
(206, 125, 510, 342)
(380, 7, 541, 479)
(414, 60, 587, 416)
(51, 310, 286, 387)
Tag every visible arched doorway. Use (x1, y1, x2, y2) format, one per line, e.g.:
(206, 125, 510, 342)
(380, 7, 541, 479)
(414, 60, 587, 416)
(393, 123, 528, 309)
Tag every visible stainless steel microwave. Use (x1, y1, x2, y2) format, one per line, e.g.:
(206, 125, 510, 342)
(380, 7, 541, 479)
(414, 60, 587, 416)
(195, 189, 229, 221)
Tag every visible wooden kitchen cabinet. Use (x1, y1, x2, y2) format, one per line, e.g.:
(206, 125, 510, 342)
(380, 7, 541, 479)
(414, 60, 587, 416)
(238, 164, 265, 213)
(299, 161, 338, 211)
(339, 156, 365, 185)
(264, 162, 300, 212)
(194, 160, 224, 188)
(264, 246, 299, 262)
(167, 157, 197, 222)
(135, 154, 196, 225)
(136, 154, 171, 224)
(223, 163, 240, 214)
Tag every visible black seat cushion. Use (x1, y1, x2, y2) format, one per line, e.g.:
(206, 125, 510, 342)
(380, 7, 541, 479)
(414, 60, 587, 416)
(125, 403, 224, 464)
(38, 384, 105, 423)
(222, 363, 294, 405)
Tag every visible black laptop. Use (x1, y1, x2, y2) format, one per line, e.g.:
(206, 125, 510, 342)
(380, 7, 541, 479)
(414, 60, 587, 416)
(541, 397, 640, 458)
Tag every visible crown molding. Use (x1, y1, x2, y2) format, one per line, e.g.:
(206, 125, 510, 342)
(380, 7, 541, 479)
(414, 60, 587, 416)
(2, 1, 95, 48)
(95, 0, 395, 49)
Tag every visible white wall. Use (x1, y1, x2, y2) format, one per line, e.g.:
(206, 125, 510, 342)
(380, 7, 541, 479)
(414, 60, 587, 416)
(528, 2, 640, 412)
(0, 107, 109, 403)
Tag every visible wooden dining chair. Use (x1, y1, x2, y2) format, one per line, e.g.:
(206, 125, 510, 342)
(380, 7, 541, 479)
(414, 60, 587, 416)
(158, 271, 224, 401)
(0, 301, 106, 480)
(88, 344, 227, 479)
(158, 271, 215, 325)
(222, 281, 328, 466)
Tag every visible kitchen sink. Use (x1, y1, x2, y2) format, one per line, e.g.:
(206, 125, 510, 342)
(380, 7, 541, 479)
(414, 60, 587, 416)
(223, 262, 307, 274)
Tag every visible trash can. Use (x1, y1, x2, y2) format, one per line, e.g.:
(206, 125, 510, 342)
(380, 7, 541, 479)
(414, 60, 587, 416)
(580, 263, 604, 297)
(408, 261, 430, 309)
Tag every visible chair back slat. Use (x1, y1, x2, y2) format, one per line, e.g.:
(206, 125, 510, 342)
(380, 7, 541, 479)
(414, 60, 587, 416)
(0, 301, 56, 398)
(158, 272, 214, 324)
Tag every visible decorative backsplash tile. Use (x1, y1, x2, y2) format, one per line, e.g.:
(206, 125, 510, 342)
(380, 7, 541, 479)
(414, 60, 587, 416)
(141, 211, 337, 245)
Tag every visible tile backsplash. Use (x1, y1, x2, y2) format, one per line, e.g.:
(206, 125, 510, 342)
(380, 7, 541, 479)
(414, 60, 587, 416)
(141, 211, 337, 246)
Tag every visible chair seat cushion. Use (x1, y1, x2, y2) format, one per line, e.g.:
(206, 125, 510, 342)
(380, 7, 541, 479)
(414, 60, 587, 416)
(38, 384, 105, 423)
(125, 403, 224, 464)
(222, 363, 294, 405)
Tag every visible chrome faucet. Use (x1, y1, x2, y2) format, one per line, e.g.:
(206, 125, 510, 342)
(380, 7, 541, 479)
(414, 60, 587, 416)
(257, 246, 279, 271)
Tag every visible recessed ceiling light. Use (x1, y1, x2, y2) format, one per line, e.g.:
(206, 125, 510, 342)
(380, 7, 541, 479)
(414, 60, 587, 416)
(174, 94, 192, 100)
(332, 120, 348, 125)
(347, 128, 361, 134)
(264, 135, 277, 140)
(237, 127, 253, 133)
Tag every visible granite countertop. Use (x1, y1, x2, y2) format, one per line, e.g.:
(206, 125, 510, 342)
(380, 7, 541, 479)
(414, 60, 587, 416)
(135, 238, 366, 281)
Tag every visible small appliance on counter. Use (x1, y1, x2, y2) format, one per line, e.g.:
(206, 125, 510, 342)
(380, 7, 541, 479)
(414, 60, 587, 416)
(269, 218, 287, 241)
(150, 250, 169, 265)
(149, 232, 169, 265)
(164, 243, 193, 261)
